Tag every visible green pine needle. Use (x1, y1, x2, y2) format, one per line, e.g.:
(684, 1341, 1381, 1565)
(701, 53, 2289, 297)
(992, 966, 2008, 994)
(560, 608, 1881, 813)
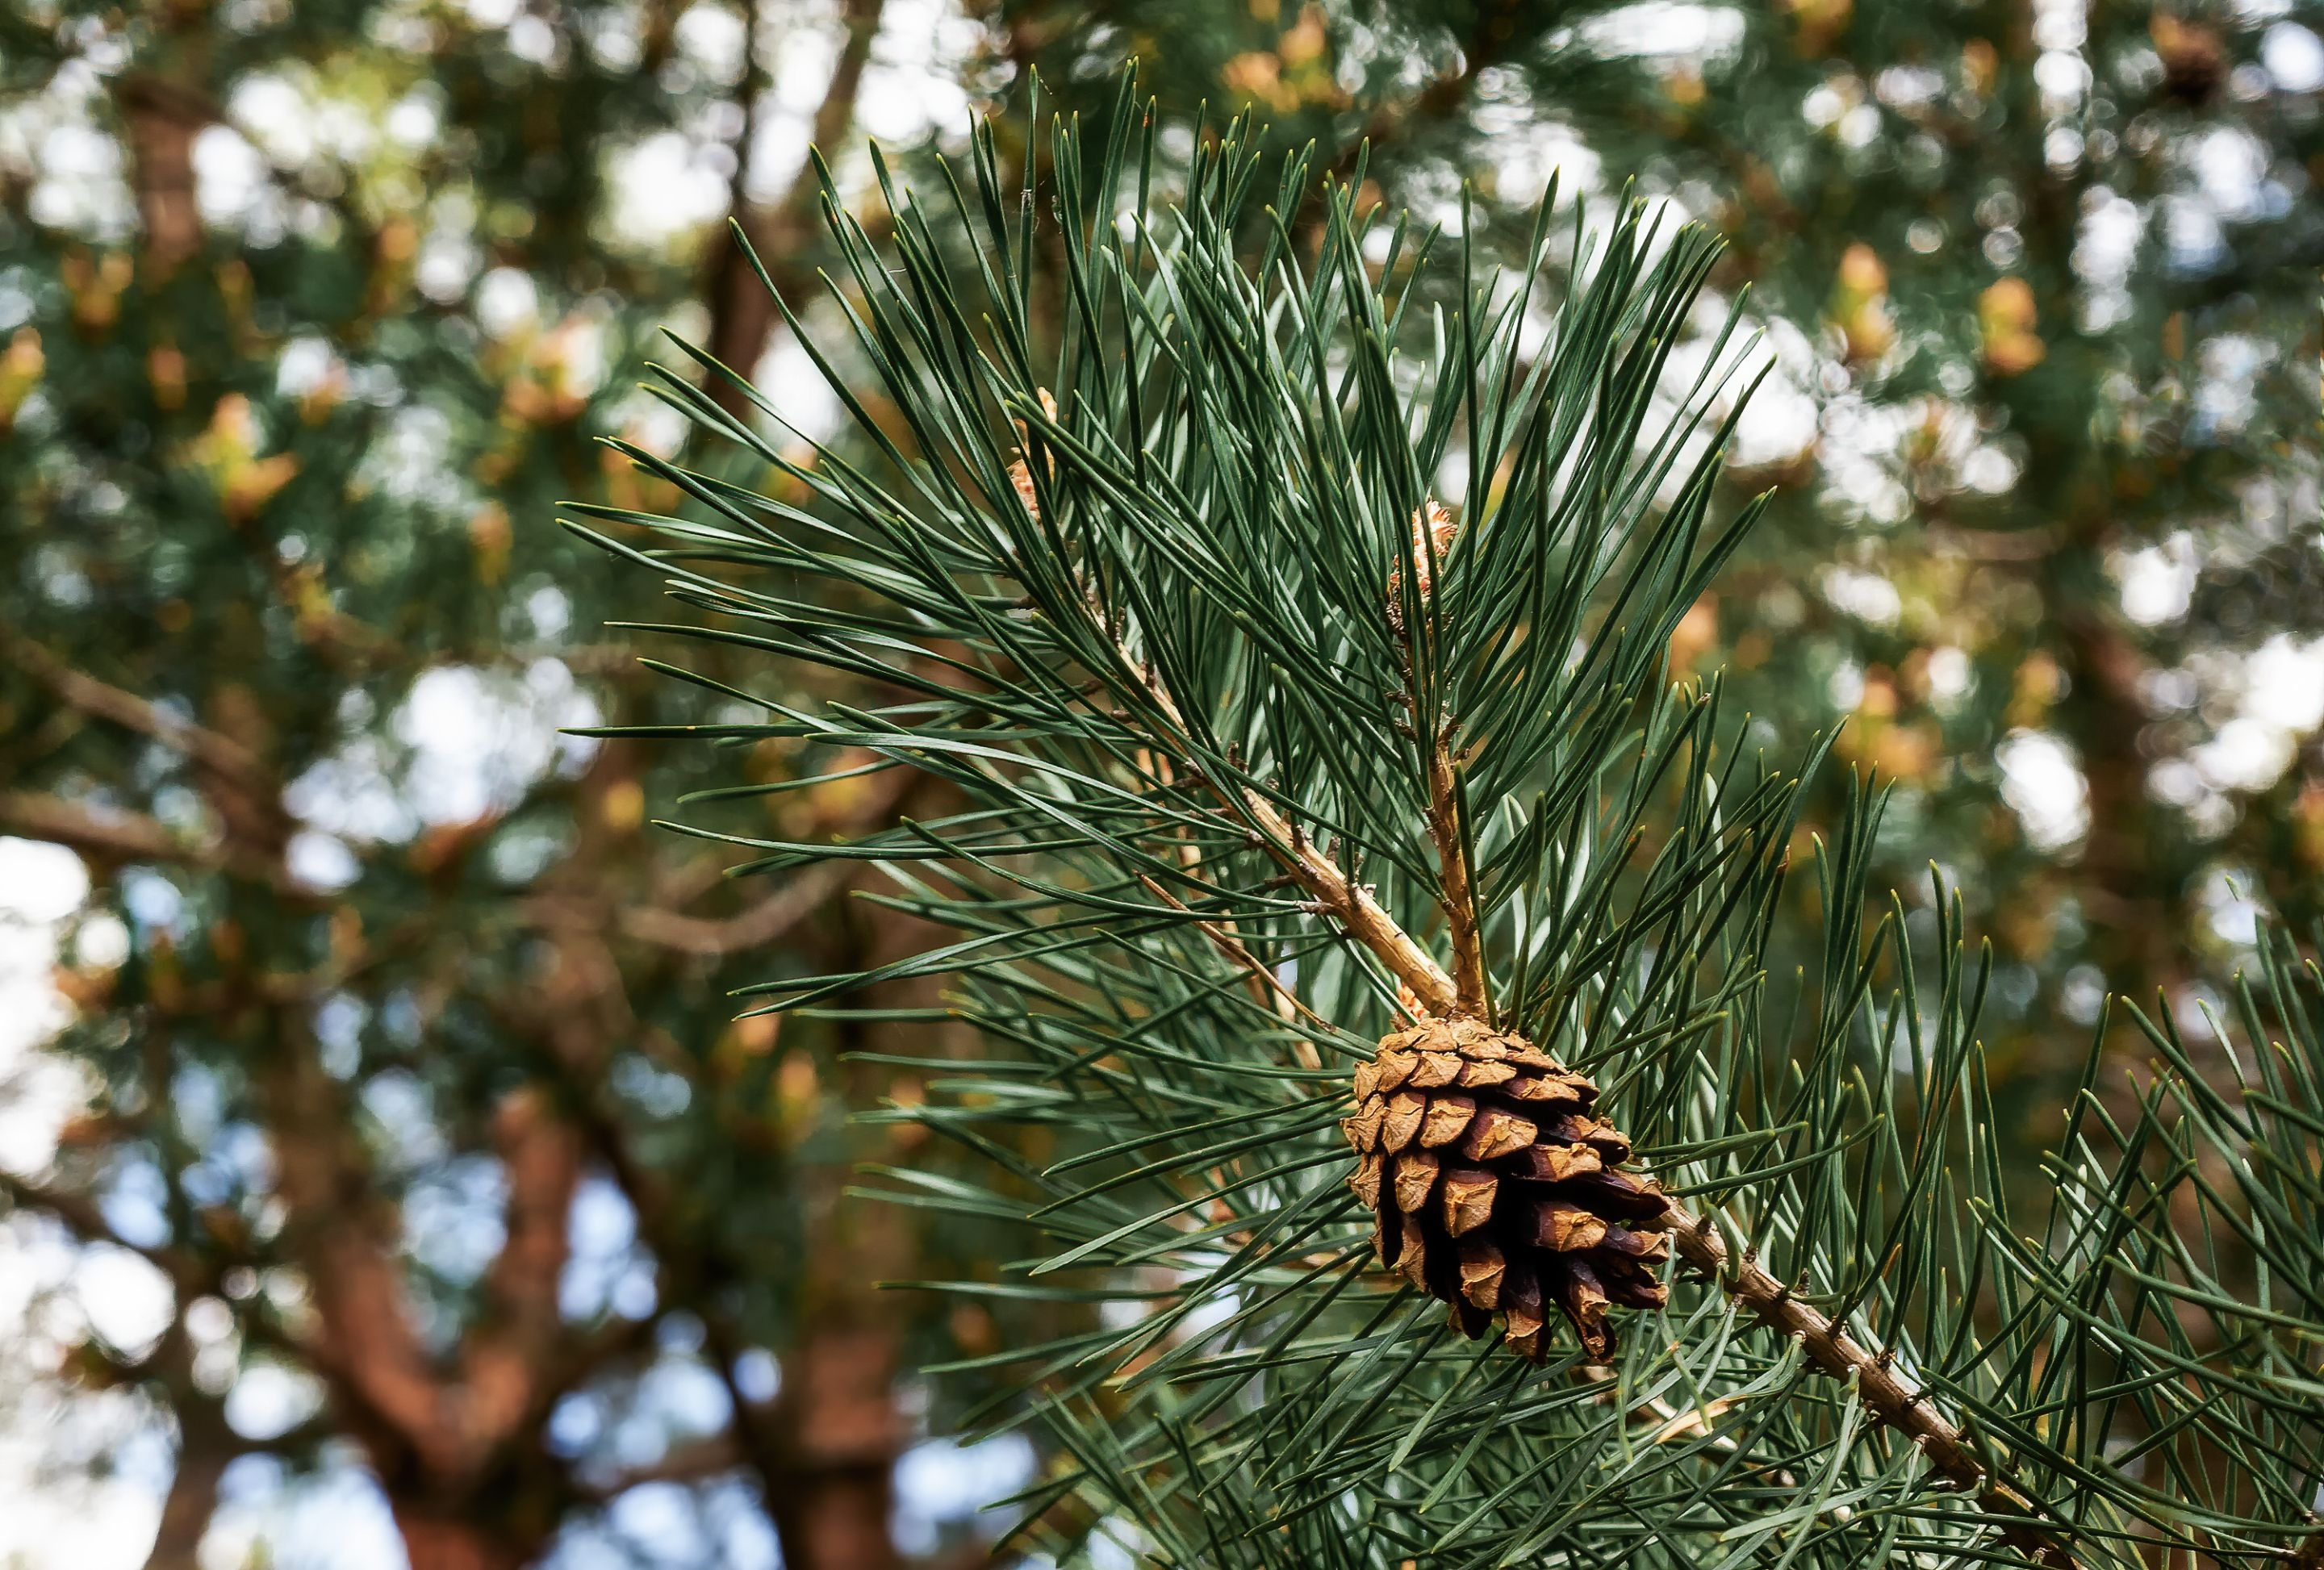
(579, 77, 2324, 1570)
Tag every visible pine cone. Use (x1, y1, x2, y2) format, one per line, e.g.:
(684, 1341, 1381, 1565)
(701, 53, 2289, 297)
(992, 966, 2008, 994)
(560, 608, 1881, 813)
(1343, 1016, 1670, 1360)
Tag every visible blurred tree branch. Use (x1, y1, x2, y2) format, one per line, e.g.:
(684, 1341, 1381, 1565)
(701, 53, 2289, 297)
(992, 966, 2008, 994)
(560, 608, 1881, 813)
(0, 1170, 193, 1284)
(705, 0, 889, 418)
(4, 633, 270, 794)
(0, 791, 304, 892)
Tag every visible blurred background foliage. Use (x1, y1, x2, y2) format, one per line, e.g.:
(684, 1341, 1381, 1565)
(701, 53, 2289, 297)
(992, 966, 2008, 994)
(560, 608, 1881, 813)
(0, 1, 2314, 1568)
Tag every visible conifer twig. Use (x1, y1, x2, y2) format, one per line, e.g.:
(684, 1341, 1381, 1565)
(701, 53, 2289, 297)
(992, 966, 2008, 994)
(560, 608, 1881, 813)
(1133, 871, 1330, 1052)
(605, 98, 2322, 1562)
(1106, 637, 1460, 1014)
(1424, 733, 1489, 1017)
(1660, 1207, 2078, 1568)
(1239, 786, 1461, 1015)
(1118, 611, 2077, 1567)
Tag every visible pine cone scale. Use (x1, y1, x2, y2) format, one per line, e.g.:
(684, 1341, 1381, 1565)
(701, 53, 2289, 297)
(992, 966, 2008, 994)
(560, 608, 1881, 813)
(1440, 1167, 1497, 1234)
(1379, 1091, 1426, 1150)
(1411, 1051, 1463, 1088)
(1419, 1096, 1478, 1148)
(1393, 1151, 1440, 1213)
(1457, 1241, 1505, 1308)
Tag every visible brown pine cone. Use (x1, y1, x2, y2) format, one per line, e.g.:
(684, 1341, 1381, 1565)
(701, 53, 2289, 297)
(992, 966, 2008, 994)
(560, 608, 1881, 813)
(1342, 1016, 1670, 1360)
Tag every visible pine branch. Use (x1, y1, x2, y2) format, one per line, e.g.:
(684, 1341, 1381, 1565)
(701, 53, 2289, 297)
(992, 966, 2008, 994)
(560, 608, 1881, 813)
(1660, 1208, 2077, 1567)
(0, 789, 307, 895)
(1423, 727, 1488, 1018)
(1239, 782, 1461, 1014)
(0, 1168, 214, 1292)
(1072, 487, 2073, 1561)
(4, 631, 291, 863)
(1231, 608, 2084, 1561)
(611, 859, 855, 956)
(704, 0, 887, 418)
(585, 86, 2310, 1566)
(1110, 632, 1460, 1013)
(2, 630, 269, 791)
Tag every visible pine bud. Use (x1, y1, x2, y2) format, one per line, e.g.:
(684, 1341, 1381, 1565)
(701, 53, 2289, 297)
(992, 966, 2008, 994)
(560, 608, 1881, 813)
(1386, 499, 1459, 628)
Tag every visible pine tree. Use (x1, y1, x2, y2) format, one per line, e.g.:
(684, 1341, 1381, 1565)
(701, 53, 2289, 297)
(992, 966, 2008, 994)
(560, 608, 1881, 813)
(590, 85, 2324, 1569)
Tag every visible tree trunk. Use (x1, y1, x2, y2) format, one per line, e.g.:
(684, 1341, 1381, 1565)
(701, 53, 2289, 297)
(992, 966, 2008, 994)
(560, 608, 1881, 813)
(140, 1430, 230, 1570)
(704, 0, 887, 418)
(116, 74, 206, 274)
(765, 1323, 905, 1570)
(391, 1511, 534, 1570)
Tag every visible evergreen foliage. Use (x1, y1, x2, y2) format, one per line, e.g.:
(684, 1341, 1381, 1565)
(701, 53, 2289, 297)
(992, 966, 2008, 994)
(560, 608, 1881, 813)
(600, 90, 2324, 1568)
(2, 2, 2317, 1562)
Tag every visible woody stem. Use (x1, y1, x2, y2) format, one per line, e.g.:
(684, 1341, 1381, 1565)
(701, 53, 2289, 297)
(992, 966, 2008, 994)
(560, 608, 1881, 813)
(1423, 730, 1489, 1018)
(1080, 587, 2080, 1564)
(1659, 1206, 2078, 1568)
(1105, 635, 1461, 1016)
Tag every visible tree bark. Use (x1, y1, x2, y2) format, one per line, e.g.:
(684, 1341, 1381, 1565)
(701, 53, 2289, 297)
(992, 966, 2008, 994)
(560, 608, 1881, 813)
(704, 0, 888, 416)
(116, 73, 207, 273)
(140, 1415, 232, 1570)
(391, 1512, 534, 1570)
(764, 1325, 905, 1570)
